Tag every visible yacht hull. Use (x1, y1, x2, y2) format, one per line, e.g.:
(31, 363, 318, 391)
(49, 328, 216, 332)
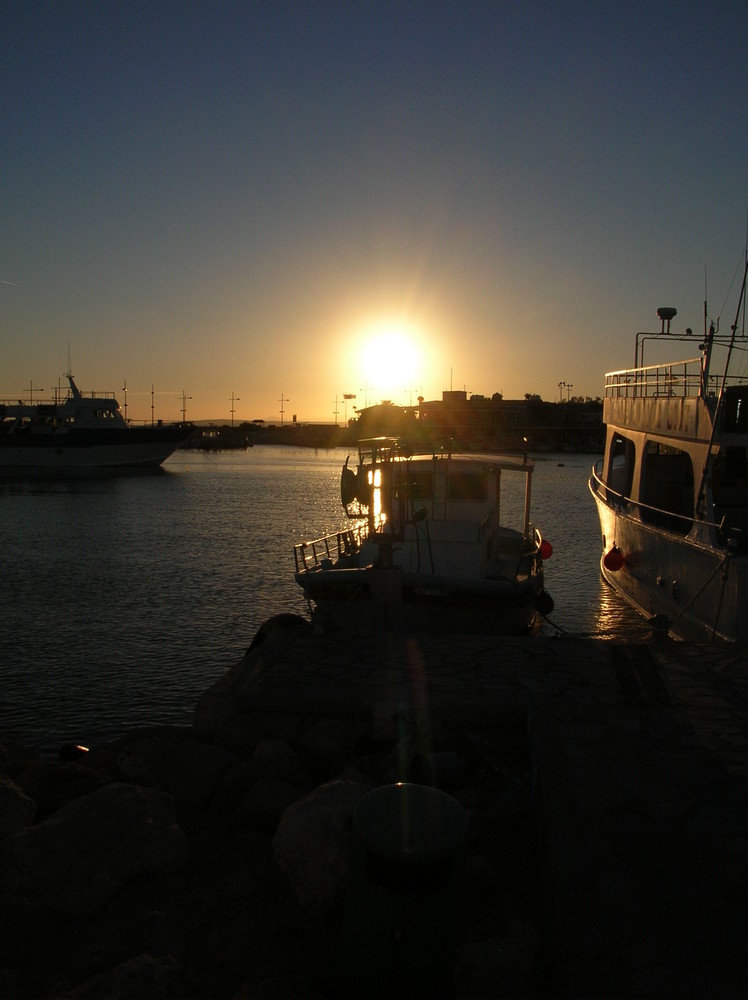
(0, 427, 190, 471)
(590, 476, 747, 641)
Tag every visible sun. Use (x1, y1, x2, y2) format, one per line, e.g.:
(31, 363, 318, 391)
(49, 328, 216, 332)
(355, 321, 422, 404)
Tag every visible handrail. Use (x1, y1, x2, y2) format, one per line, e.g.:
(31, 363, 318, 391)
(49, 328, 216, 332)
(589, 461, 725, 538)
(0, 390, 119, 407)
(294, 522, 368, 572)
(602, 357, 744, 401)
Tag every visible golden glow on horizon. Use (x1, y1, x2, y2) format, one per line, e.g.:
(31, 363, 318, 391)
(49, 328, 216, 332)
(355, 320, 423, 405)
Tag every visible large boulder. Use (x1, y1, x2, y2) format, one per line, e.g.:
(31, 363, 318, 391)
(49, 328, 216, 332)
(272, 779, 370, 918)
(0, 774, 35, 838)
(115, 731, 237, 811)
(65, 952, 197, 999)
(193, 616, 310, 741)
(15, 759, 109, 819)
(0, 782, 187, 915)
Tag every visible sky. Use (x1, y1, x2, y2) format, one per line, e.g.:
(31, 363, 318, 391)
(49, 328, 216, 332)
(2, 0, 747, 424)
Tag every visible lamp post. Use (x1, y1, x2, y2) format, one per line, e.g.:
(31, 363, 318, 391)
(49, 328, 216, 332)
(279, 393, 289, 426)
(230, 393, 240, 427)
(181, 391, 192, 423)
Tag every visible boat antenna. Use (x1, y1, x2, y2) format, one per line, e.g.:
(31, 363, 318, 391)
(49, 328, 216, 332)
(704, 264, 708, 341)
(696, 254, 748, 514)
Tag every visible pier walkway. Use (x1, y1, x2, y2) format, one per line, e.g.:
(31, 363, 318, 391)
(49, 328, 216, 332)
(234, 628, 748, 997)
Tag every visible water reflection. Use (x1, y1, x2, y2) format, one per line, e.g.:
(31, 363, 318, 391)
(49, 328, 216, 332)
(0, 448, 648, 753)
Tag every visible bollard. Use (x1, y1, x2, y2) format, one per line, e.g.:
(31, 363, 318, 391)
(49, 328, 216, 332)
(340, 782, 469, 998)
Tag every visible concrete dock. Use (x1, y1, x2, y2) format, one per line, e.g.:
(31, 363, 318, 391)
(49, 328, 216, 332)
(216, 626, 748, 997)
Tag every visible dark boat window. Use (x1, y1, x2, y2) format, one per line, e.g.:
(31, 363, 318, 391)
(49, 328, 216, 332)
(394, 471, 433, 501)
(447, 472, 486, 502)
(721, 387, 748, 432)
(608, 435, 635, 500)
(640, 442, 693, 535)
(712, 446, 748, 540)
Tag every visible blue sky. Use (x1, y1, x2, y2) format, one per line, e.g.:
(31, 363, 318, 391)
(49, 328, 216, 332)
(3, 0, 747, 422)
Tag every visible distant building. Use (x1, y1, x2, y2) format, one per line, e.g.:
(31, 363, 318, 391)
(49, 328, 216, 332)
(353, 391, 603, 453)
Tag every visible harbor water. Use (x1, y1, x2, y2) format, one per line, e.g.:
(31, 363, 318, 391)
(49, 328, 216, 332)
(0, 446, 647, 754)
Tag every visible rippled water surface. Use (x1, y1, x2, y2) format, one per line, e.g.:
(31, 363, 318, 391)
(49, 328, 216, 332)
(0, 447, 645, 753)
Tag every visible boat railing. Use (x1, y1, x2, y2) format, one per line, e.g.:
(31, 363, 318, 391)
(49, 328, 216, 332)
(603, 357, 741, 400)
(0, 389, 119, 407)
(589, 460, 725, 539)
(294, 522, 368, 573)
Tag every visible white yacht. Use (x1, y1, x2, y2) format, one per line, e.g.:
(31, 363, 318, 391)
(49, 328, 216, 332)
(0, 372, 192, 472)
(589, 262, 748, 640)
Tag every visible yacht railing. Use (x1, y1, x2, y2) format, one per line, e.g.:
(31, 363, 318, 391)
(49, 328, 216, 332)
(602, 357, 747, 401)
(604, 358, 707, 399)
(589, 460, 729, 540)
(293, 522, 368, 573)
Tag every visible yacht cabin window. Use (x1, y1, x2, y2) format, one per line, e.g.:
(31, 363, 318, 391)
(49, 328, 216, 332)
(640, 441, 693, 535)
(608, 435, 635, 500)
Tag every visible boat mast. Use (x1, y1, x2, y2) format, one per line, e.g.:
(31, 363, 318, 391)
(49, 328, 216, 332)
(696, 256, 748, 515)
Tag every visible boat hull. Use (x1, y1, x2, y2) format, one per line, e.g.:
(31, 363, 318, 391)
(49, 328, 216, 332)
(0, 426, 191, 471)
(295, 563, 545, 635)
(589, 475, 748, 641)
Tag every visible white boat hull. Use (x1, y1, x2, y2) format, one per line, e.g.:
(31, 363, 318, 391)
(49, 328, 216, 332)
(0, 429, 189, 471)
(590, 476, 748, 641)
(295, 562, 544, 635)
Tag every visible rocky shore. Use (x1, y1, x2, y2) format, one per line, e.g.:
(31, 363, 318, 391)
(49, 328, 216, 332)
(0, 616, 542, 999)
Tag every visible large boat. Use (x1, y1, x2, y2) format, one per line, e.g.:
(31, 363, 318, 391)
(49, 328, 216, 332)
(294, 437, 553, 633)
(0, 372, 193, 472)
(589, 261, 748, 641)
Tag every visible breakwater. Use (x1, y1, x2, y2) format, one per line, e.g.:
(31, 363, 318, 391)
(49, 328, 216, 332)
(1, 618, 746, 998)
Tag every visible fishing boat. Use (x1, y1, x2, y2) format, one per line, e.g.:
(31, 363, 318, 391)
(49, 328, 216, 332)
(294, 437, 553, 633)
(0, 372, 193, 472)
(589, 260, 748, 641)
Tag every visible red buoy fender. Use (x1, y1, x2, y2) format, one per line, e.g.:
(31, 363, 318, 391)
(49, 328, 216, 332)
(603, 545, 625, 572)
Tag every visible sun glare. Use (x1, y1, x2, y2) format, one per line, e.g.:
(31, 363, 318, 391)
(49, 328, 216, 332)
(356, 321, 422, 404)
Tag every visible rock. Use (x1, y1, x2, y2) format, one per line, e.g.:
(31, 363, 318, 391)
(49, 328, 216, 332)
(193, 621, 308, 741)
(0, 782, 187, 915)
(116, 732, 236, 810)
(454, 921, 541, 998)
(235, 776, 305, 833)
(64, 952, 197, 999)
(272, 779, 370, 918)
(15, 759, 109, 819)
(246, 613, 311, 654)
(294, 718, 360, 776)
(251, 738, 312, 788)
(0, 774, 36, 837)
(0, 736, 40, 780)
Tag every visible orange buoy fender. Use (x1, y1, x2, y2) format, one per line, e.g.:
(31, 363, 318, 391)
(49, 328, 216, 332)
(539, 539, 553, 560)
(603, 545, 625, 572)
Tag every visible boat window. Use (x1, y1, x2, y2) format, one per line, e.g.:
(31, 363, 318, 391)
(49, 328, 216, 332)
(394, 471, 433, 501)
(447, 472, 486, 502)
(712, 446, 748, 540)
(607, 435, 635, 500)
(721, 387, 748, 432)
(640, 441, 693, 535)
